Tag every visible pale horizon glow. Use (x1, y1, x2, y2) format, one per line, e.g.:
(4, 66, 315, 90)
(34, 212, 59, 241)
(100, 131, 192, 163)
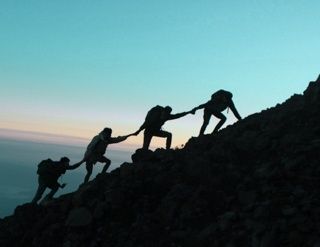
(1, 1, 319, 148)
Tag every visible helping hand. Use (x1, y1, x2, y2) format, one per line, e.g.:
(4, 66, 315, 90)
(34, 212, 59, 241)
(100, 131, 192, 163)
(190, 108, 197, 114)
(133, 130, 141, 136)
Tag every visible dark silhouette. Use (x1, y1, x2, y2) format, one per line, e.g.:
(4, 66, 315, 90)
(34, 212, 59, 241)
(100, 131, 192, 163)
(74, 128, 134, 183)
(134, 105, 195, 150)
(2, 76, 320, 247)
(193, 90, 242, 136)
(31, 157, 79, 204)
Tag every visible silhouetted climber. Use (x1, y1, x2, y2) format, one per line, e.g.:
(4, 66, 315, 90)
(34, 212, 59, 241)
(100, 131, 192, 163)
(134, 105, 195, 150)
(31, 157, 79, 204)
(193, 90, 242, 136)
(74, 128, 134, 183)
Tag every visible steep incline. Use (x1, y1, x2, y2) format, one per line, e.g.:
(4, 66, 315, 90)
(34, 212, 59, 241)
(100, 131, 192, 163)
(0, 76, 319, 247)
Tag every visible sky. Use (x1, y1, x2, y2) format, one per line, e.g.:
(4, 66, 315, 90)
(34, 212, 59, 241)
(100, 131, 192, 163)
(0, 0, 319, 149)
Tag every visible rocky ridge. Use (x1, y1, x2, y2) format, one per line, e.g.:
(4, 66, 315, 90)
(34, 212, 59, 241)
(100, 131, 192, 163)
(0, 76, 320, 247)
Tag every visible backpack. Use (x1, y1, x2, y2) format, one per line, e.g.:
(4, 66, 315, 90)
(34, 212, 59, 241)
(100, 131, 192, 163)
(37, 159, 53, 175)
(144, 105, 164, 127)
(211, 90, 233, 101)
(211, 89, 232, 99)
(86, 135, 101, 153)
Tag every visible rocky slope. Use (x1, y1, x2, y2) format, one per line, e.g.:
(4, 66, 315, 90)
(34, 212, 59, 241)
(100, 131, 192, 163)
(0, 76, 320, 247)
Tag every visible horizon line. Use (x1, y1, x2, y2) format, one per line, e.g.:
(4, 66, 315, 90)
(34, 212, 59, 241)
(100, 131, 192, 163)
(0, 128, 141, 151)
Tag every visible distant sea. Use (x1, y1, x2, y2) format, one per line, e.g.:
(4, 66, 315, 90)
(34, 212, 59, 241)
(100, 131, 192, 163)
(0, 138, 132, 218)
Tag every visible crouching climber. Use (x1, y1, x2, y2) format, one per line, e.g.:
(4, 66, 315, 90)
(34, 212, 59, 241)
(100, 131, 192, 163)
(31, 157, 79, 204)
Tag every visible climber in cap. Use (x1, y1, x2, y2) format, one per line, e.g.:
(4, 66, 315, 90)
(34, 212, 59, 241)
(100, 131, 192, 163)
(73, 127, 136, 183)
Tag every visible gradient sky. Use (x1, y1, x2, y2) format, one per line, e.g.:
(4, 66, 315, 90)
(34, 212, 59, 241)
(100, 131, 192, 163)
(1, 0, 319, 149)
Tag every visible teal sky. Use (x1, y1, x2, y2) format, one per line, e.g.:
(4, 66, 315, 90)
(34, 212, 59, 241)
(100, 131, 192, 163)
(1, 0, 319, 148)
